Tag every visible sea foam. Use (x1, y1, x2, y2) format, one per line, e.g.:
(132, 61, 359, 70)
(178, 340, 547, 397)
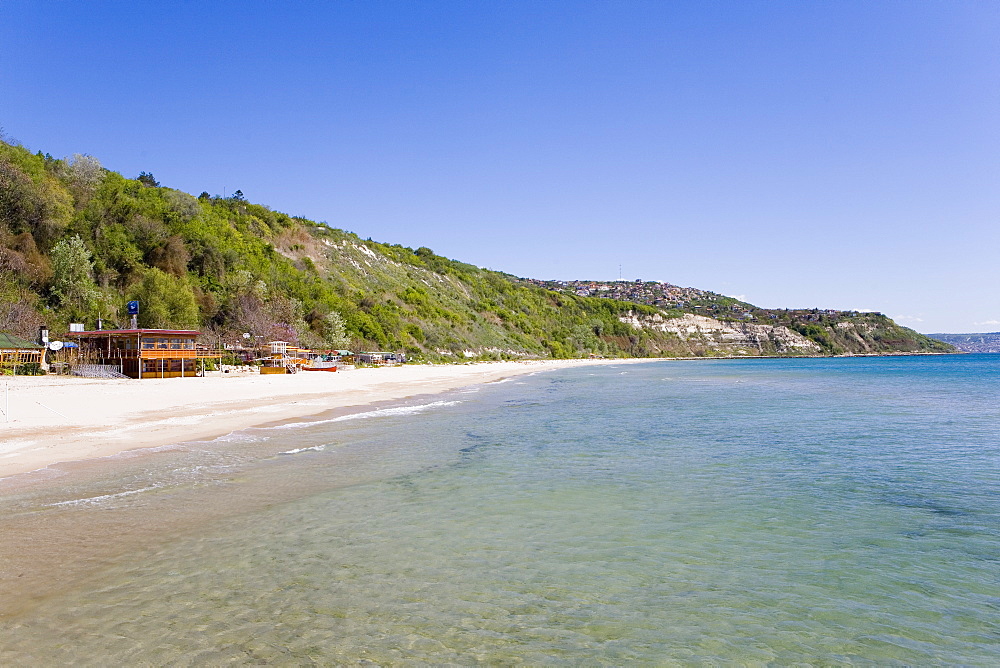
(279, 444, 328, 455)
(271, 400, 462, 431)
(46, 485, 163, 507)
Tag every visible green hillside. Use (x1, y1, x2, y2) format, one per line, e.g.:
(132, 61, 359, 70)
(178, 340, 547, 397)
(0, 140, 953, 359)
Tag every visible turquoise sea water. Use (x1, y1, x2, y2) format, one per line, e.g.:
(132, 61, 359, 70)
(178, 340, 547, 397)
(2, 355, 999, 664)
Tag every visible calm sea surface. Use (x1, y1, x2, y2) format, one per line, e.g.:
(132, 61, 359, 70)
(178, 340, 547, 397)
(1, 355, 999, 665)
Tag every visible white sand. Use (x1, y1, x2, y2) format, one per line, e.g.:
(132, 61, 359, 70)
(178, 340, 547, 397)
(0, 359, 650, 481)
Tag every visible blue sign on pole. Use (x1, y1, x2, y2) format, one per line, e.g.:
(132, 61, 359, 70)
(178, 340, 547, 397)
(127, 301, 139, 315)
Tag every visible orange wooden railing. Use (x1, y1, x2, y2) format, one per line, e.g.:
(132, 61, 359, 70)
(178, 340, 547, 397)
(140, 349, 198, 360)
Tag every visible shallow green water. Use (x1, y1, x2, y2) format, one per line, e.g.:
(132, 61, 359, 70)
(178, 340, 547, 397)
(2, 356, 999, 664)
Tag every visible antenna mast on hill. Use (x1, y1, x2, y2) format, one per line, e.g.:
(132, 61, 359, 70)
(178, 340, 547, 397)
(619, 264, 622, 282)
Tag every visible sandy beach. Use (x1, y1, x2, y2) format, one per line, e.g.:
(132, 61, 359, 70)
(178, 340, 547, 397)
(0, 359, 648, 483)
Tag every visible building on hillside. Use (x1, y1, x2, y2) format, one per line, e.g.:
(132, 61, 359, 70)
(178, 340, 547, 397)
(65, 329, 201, 378)
(0, 332, 45, 373)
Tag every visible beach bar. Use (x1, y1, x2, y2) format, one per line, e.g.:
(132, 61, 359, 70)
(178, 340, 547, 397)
(65, 329, 200, 379)
(0, 332, 45, 374)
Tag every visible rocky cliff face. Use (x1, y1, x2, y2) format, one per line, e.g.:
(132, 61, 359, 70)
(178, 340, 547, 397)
(830, 320, 884, 354)
(619, 312, 822, 356)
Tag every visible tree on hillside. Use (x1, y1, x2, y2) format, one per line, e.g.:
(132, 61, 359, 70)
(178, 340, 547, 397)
(137, 171, 159, 187)
(131, 268, 199, 329)
(322, 311, 351, 349)
(50, 235, 98, 317)
(0, 159, 72, 247)
(1, 232, 52, 288)
(149, 235, 191, 278)
(0, 299, 44, 339)
(65, 154, 104, 194)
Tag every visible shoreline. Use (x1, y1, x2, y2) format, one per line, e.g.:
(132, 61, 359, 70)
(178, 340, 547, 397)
(0, 358, 655, 486)
(0, 352, 957, 487)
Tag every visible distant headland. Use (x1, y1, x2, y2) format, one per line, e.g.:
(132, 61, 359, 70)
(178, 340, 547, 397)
(927, 332, 1000, 353)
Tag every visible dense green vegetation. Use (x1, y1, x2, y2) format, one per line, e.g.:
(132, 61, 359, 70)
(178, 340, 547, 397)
(0, 139, 953, 359)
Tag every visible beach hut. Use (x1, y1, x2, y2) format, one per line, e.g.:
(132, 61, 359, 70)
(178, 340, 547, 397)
(356, 352, 404, 366)
(356, 352, 386, 366)
(259, 340, 296, 374)
(0, 332, 45, 374)
(65, 329, 200, 379)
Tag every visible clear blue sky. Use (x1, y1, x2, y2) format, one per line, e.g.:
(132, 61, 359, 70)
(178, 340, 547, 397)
(2, 1, 997, 333)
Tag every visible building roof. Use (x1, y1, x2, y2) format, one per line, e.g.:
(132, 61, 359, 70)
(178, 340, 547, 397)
(0, 332, 44, 349)
(65, 329, 200, 337)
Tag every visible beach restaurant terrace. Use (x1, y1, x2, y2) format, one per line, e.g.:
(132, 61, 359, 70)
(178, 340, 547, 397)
(65, 329, 201, 379)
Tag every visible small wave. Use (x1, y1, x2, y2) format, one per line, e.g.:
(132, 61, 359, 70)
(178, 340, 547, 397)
(109, 442, 192, 460)
(279, 444, 327, 455)
(272, 400, 462, 430)
(207, 432, 270, 444)
(46, 485, 163, 507)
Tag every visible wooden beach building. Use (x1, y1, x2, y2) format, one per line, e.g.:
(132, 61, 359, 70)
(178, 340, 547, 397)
(0, 332, 45, 374)
(356, 351, 405, 366)
(65, 329, 201, 379)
